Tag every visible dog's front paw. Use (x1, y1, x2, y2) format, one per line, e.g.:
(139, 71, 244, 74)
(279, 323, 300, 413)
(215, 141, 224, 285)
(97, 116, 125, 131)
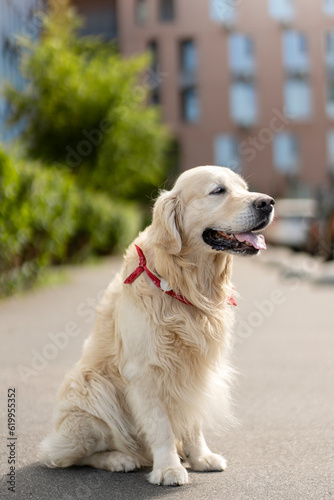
(148, 464, 189, 486)
(189, 452, 227, 472)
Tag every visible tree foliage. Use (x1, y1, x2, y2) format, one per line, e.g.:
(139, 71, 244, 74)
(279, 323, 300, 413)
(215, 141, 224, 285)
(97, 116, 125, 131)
(4, 7, 171, 201)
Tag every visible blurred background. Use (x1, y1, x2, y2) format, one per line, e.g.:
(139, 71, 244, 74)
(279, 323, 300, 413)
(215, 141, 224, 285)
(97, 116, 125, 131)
(1, 0, 334, 297)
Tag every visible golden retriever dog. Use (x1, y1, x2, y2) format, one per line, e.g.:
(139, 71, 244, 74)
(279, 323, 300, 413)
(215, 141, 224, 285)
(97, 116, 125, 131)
(40, 166, 274, 486)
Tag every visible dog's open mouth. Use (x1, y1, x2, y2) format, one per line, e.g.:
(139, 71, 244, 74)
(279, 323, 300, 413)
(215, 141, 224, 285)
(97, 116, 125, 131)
(202, 228, 266, 255)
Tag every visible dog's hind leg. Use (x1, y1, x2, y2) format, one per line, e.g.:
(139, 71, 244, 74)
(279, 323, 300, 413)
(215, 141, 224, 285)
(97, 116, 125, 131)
(78, 450, 140, 472)
(40, 412, 114, 469)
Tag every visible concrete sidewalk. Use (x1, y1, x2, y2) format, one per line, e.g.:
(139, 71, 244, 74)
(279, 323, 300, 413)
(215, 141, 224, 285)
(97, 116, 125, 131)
(0, 250, 333, 500)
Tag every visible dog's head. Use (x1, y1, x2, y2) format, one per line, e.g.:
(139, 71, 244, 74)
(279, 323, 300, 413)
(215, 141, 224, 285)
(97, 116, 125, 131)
(152, 165, 275, 256)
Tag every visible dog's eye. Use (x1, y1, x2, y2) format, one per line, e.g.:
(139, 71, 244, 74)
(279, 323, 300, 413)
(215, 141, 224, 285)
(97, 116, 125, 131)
(210, 186, 227, 195)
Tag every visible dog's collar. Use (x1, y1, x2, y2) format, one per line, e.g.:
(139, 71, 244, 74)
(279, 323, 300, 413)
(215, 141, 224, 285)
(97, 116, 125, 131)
(124, 245, 237, 307)
(124, 245, 192, 305)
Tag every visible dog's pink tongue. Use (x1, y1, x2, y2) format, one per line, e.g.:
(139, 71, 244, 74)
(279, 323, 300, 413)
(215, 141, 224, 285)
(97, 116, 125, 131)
(235, 232, 266, 250)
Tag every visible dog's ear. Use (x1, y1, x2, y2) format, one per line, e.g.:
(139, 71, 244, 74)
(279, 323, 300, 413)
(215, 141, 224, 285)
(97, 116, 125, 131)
(151, 190, 183, 254)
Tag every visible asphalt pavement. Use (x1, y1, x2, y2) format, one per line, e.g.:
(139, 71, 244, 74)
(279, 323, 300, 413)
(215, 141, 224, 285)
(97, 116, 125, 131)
(0, 248, 333, 500)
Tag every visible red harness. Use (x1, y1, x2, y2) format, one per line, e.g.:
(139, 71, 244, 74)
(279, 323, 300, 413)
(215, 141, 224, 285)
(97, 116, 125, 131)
(124, 245, 237, 307)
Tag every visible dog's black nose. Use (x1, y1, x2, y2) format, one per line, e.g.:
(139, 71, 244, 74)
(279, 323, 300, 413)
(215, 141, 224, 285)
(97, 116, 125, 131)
(253, 196, 275, 213)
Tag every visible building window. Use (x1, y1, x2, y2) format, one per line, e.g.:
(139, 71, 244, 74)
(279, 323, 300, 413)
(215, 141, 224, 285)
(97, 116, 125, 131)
(159, 0, 175, 21)
(228, 34, 255, 77)
(135, 0, 147, 25)
(76, 1, 118, 39)
(147, 41, 160, 105)
(148, 41, 159, 69)
(210, 0, 236, 27)
(282, 31, 309, 75)
(284, 78, 312, 120)
(326, 80, 334, 118)
(273, 132, 299, 173)
(180, 40, 198, 76)
(327, 32, 334, 117)
(324, 0, 334, 15)
(325, 31, 334, 69)
(268, 0, 294, 23)
(0, 0, 44, 141)
(230, 81, 258, 127)
(181, 88, 200, 123)
(327, 130, 334, 173)
(179, 40, 197, 88)
(214, 134, 240, 171)
(179, 40, 199, 122)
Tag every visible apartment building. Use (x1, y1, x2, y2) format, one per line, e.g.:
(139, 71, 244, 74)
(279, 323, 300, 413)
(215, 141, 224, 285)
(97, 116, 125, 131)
(71, 0, 334, 196)
(0, 0, 46, 141)
(3, 0, 334, 196)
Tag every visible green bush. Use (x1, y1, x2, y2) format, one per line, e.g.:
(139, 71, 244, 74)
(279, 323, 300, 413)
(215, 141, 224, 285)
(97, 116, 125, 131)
(0, 149, 142, 297)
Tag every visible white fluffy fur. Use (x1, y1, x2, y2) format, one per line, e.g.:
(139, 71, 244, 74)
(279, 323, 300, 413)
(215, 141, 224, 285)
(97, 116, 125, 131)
(40, 166, 273, 486)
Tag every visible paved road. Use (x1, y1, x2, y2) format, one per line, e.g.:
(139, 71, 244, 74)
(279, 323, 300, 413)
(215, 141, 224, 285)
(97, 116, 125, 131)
(0, 250, 333, 500)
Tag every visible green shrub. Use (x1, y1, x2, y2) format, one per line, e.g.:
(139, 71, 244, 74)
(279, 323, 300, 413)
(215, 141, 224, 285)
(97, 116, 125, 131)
(0, 149, 142, 297)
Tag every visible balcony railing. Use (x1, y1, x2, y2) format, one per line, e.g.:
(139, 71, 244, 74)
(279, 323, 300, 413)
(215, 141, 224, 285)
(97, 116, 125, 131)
(284, 57, 310, 77)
